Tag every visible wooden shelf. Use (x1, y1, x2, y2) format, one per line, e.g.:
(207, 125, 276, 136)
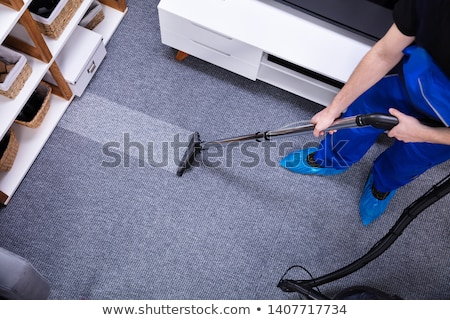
(0, 0, 128, 205)
(0, 54, 48, 138)
(0, 0, 26, 11)
(0, 94, 72, 205)
(0, 0, 31, 43)
(93, 3, 128, 45)
(6, 0, 94, 57)
(1, 0, 96, 144)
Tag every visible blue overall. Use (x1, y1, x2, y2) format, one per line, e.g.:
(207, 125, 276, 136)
(314, 73, 450, 193)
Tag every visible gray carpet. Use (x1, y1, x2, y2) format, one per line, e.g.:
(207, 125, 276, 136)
(0, 0, 448, 300)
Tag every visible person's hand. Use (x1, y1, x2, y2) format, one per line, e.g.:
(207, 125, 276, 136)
(387, 108, 428, 143)
(310, 108, 342, 137)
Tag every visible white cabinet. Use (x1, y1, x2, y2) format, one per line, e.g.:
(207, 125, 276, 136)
(159, 9, 263, 79)
(0, 0, 128, 205)
(158, 0, 375, 106)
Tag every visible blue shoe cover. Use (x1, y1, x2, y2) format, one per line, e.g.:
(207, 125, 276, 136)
(279, 147, 346, 176)
(359, 173, 397, 226)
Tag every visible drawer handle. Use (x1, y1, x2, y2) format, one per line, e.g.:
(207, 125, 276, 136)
(191, 22, 233, 40)
(191, 40, 231, 57)
(87, 62, 97, 74)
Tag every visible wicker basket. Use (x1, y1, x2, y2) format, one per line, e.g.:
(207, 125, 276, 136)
(0, 46, 32, 99)
(80, 0, 105, 30)
(0, 63, 32, 99)
(31, 0, 83, 39)
(15, 83, 52, 128)
(0, 128, 19, 172)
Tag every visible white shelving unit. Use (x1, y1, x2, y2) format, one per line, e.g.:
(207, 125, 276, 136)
(93, 3, 128, 45)
(0, 1, 28, 38)
(0, 0, 127, 205)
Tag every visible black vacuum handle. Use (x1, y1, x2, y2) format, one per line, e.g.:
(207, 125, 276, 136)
(356, 114, 399, 130)
(355, 113, 444, 130)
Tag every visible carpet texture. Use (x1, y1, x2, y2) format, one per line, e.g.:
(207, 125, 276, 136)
(0, 0, 448, 300)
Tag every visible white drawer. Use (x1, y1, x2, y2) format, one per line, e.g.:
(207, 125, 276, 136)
(162, 29, 260, 80)
(54, 26, 106, 96)
(159, 9, 262, 65)
(258, 54, 339, 107)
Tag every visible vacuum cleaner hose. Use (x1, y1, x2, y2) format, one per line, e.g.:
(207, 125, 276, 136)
(278, 173, 450, 299)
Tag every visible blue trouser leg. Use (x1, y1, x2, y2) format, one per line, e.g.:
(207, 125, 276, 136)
(373, 141, 450, 192)
(315, 75, 410, 169)
(314, 74, 450, 191)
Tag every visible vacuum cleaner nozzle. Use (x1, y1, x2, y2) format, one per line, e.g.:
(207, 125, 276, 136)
(176, 132, 201, 177)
